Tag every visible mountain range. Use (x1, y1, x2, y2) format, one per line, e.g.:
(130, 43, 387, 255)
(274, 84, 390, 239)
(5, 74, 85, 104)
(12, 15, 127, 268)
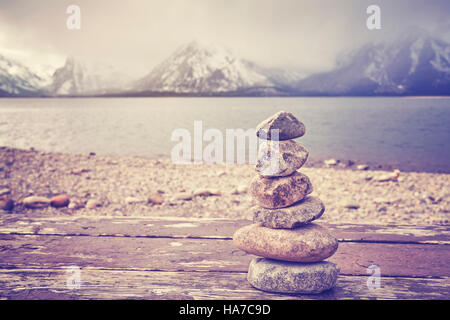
(0, 54, 48, 97)
(1, 32, 449, 97)
(294, 32, 450, 96)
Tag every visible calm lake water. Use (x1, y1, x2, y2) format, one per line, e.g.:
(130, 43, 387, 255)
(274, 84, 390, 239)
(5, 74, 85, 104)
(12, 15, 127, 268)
(0, 97, 449, 172)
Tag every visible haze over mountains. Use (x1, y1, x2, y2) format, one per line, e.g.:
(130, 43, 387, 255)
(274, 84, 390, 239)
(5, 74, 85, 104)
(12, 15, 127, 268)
(1, 32, 449, 97)
(0, 54, 49, 96)
(296, 31, 450, 96)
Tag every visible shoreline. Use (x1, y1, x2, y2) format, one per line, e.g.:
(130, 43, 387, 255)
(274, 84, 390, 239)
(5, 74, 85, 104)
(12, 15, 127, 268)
(0, 147, 448, 226)
(9, 146, 449, 174)
(1, 95, 450, 99)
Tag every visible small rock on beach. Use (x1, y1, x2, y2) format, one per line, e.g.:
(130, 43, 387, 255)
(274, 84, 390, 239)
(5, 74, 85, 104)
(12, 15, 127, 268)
(376, 169, 401, 182)
(172, 192, 193, 201)
(125, 197, 142, 205)
(324, 159, 338, 166)
(0, 188, 11, 197)
(50, 195, 70, 208)
(148, 192, 164, 205)
(193, 188, 221, 197)
(232, 184, 248, 195)
(68, 200, 84, 210)
(0, 198, 14, 211)
(86, 199, 101, 209)
(22, 196, 50, 209)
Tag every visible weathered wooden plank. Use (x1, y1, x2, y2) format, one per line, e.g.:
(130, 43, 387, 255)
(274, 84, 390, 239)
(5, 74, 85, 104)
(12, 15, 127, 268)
(0, 216, 448, 244)
(0, 234, 448, 277)
(0, 268, 448, 300)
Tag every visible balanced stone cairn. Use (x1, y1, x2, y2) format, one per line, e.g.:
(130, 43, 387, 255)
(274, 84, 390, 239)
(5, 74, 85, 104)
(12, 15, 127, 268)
(233, 111, 339, 294)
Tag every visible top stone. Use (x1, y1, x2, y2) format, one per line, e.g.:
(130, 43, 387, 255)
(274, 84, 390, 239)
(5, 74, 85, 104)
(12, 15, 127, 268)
(256, 111, 306, 140)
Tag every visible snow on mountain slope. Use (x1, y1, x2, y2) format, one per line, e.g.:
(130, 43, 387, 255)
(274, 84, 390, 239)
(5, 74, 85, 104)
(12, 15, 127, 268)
(0, 54, 47, 96)
(47, 57, 132, 95)
(135, 41, 276, 93)
(296, 31, 450, 95)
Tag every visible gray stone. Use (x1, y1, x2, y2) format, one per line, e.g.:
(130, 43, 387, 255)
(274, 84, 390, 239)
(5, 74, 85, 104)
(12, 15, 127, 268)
(256, 140, 309, 177)
(250, 171, 313, 209)
(50, 195, 70, 208)
(68, 200, 84, 210)
(256, 111, 306, 140)
(0, 198, 14, 211)
(22, 196, 50, 209)
(193, 188, 222, 197)
(173, 192, 193, 201)
(233, 223, 338, 262)
(125, 197, 142, 205)
(86, 199, 101, 209)
(252, 196, 324, 228)
(247, 258, 339, 294)
(232, 184, 248, 195)
(324, 159, 338, 166)
(0, 188, 11, 197)
(148, 192, 164, 205)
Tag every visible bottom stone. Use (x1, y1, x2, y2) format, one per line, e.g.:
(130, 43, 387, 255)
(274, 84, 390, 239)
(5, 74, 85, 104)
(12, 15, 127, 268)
(247, 258, 339, 294)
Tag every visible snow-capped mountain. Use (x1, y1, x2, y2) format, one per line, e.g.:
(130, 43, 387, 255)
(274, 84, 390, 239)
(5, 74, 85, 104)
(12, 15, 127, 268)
(0, 54, 48, 96)
(134, 41, 283, 94)
(295, 31, 450, 95)
(1, 32, 449, 97)
(47, 57, 132, 96)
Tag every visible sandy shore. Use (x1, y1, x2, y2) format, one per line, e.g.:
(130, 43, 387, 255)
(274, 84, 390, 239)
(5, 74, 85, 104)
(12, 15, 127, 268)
(0, 147, 448, 226)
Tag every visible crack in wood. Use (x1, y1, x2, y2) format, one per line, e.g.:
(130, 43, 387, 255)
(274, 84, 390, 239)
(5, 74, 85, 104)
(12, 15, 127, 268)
(2, 231, 447, 245)
(0, 268, 448, 300)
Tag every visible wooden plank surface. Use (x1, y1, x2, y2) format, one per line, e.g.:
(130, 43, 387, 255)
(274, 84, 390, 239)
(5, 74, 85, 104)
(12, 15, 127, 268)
(0, 268, 448, 300)
(0, 216, 449, 244)
(0, 216, 449, 300)
(0, 234, 448, 277)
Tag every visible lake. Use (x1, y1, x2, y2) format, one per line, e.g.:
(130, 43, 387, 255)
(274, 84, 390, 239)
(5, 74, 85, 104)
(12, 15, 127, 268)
(0, 97, 449, 172)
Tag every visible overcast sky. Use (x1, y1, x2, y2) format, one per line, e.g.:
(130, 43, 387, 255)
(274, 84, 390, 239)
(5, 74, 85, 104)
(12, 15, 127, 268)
(0, 0, 449, 76)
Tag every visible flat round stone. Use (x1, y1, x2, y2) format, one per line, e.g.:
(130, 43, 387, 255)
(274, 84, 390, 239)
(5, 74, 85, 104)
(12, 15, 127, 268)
(0, 198, 14, 211)
(256, 111, 306, 140)
(22, 196, 50, 209)
(50, 195, 70, 208)
(250, 171, 313, 209)
(233, 223, 338, 262)
(248, 258, 339, 294)
(256, 140, 309, 177)
(252, 196, 325, 229)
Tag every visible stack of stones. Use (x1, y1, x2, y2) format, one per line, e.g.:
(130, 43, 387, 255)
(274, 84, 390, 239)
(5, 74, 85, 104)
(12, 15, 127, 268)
(233, 111, 339, 294)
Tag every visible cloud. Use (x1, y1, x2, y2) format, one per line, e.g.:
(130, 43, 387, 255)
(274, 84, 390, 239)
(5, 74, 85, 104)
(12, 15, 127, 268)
(0, 0, 449, 76)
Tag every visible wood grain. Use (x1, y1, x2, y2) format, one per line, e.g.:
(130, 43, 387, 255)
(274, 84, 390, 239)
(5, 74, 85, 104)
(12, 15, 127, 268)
(0, 216, 448, 244)
(0, 234, 448, 277)
(0, 216, 448, 300)
(0, 268, 448, 300)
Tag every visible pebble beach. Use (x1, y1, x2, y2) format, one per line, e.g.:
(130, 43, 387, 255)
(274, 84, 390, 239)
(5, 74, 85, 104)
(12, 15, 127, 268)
(0, 146, 448, 226)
